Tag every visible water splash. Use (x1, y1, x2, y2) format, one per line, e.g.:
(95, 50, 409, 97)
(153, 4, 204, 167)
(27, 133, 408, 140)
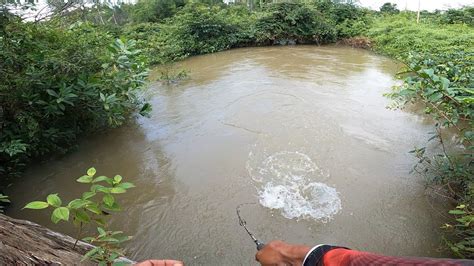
(249, 151, 341, 221)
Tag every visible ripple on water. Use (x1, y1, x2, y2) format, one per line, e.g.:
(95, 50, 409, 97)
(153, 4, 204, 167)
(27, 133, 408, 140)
(249, 151, 342, 222)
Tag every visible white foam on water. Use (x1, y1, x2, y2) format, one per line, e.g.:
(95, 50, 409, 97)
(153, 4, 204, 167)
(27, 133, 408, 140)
(249, 151, 342, 222)
(259, 182, 341, 221)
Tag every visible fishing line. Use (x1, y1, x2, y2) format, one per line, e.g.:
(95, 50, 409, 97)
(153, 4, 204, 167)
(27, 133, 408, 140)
(236, 202, 265, 250)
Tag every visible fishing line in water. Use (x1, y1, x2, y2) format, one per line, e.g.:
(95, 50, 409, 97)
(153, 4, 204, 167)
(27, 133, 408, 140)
(236, 203, 265, 250)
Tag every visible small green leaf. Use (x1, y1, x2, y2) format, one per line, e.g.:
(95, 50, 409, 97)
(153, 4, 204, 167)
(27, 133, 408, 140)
(95, 218, 106, 226)
(97, 227, 106, 237)
(82, 191, 96, 199)
(92, 176, 109, 183)
(47, 194, 62, 207)
(68, 199, 88, 209)
(46, 89, 59, 97)
(449, 209, 466, 215)
(422, 68, 434, 78)
(87, 167, 97, 177)
(23, 201, 49, 210)
(103, 202, 121, 212)
(52, 207, 70, 223)
(103, 194, 114, 207)
(82, 247, 100, 261)
(86, 204, 102, 215)
(114, 235, 131, 243)
(75, 209, 91, 223)
(428, 92, 443, 102)
(91, 184, 111, 193)
(113, 175, 122, 184)
(118, 182, 135, 189)
(82, 236, 94, 242)
(440, 77, 450, 90)
(51, 212, 61, 224)
(77, 175, 93, 183)
(110, 187, 126, 194)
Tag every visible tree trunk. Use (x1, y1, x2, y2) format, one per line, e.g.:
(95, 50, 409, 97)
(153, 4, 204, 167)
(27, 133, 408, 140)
(0, 214, 134, 265)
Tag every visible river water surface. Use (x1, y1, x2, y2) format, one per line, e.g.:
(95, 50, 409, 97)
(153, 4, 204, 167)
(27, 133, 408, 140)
(8, 46, 449, 265)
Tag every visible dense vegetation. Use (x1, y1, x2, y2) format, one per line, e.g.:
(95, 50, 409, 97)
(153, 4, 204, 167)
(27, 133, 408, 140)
(1, 0, 473, 259)
(0, 15, 150, 181)
(368, 11, 473, 258)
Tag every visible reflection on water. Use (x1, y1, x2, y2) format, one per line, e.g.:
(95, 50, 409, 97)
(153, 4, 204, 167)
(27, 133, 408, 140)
(7, 45, 450, 265)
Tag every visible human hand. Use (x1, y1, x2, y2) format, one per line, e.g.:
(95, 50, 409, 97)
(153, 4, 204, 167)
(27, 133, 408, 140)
(255, 240, 311, 266)
(134, 259, 184, 266)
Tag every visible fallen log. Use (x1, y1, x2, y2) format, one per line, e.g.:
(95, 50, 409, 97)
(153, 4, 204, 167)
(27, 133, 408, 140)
(0, 214, 134, 265)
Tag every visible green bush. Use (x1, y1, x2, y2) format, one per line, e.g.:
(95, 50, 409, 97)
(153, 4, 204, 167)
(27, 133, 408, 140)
(255, 2, 336, 44)
(312, 1, 372, 38)
(387, 51, 473, 258)
(0, 18, 149, 182)
(440, 7, 474, 26)
(368, 14, 474, 58)
(125, 0, 187, 23)
(122, 22, 163, 64)
(366, 8, 474, 259)
(152, 3, 241, 61)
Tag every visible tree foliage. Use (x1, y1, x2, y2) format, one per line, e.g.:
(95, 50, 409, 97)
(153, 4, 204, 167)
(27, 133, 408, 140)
(379, 2, 399, 14)
(0, 17, 150, 181)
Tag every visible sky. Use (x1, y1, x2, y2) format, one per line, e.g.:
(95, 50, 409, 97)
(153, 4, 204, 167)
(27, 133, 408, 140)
(359, 0, 474, 11)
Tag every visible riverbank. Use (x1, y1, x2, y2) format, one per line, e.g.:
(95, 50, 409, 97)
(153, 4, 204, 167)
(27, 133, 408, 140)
(1, 1, 473, 261)
(0, 213, 134, 265)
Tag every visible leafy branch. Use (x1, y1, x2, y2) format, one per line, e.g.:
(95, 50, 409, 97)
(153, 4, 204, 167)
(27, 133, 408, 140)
(23, 167, 134, 264)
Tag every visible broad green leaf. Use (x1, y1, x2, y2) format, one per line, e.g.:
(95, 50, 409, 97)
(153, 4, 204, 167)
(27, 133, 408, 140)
(82, 236, 94, 242)
(110, 253, 121, 261)
(103, 202, 121, 212)
(86, 204, 102, 215)
(82, 191, 96, 200)
(75, 209, 91, 223)
(51, 212, 61, 224)
(95, 218, 106, 226)
(92, 176, 109, 183)
(449, 209, 466, 215)
(100, 236, 120, 242)
(52, 207, 70, 222)
(91, 184, 111, 193)
(46, 89, 58, 97)
(82, 247, 100, 261)
(23, 201, 49, 210)
(87, 167, 96, 177)
(47, 194, 62, 207)
(111, 187, 126, 194)
(118, 182, 135, 189)
(422, 68, 434, 78)
(103, 194, 115, 207)
(97, 227, 106, 237)
(440, 77, 450, 90)
(428, 92, 443, 102)
(77, 175, 93, 183)
(114, 235, 131, 243)
(68, 199, 88, 209)
(111, 230, 124, 236)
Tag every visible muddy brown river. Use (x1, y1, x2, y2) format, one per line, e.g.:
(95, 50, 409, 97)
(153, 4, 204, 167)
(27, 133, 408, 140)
(7, 46, 450, 264)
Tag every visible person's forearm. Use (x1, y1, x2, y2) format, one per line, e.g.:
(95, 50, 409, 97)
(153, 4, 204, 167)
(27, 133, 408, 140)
(280, 244, 311, 265)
